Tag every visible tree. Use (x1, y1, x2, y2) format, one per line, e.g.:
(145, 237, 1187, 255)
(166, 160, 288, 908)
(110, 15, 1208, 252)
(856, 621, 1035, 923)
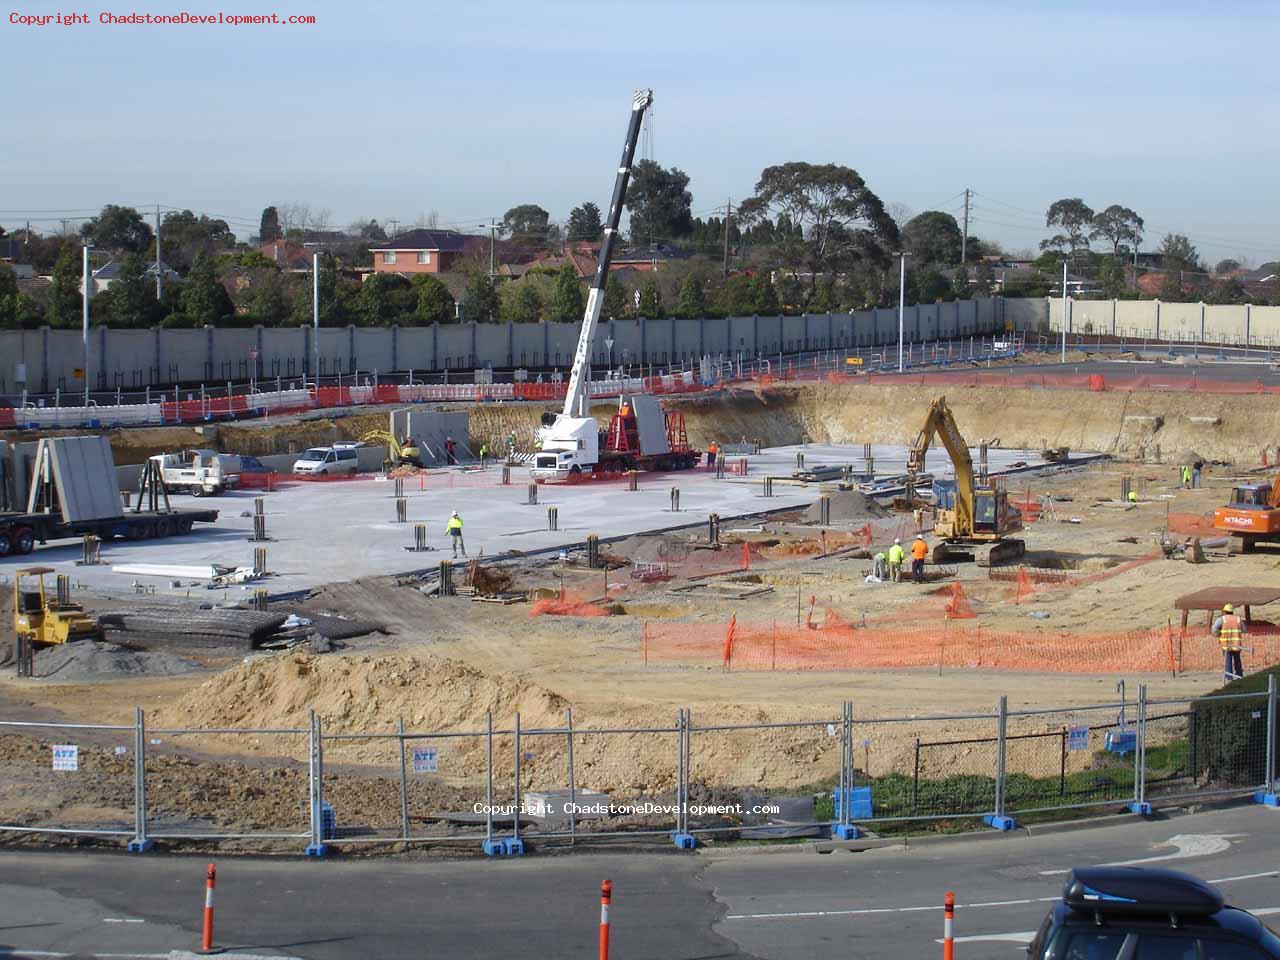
(259, 206, 282, 243)
(463, 273, 500, 322)
(550, 261, 585, 322)
(410, 274, 455, 324)
(676, 274, 707, 318)
(1098, 257, 1126, 299)
(637, 275, 664, 318)
(499, 282, 541, 323)
(501, 204, 550, 241)
(180, 253, 233, 326)
(80, 205, 154, 253)
(48, 246, 84, 328)
(601, 273, 629, 319)
(1160, 234, 1202, 272)
(358, 273, 411, 326)
(359, 219, 387, 241)
(749, 272, 779, 314)
(0, 264, 18, 328)
(716, 273, 755, 316)
(1091, 205, 1144, 256)
(737, 162, 899, 296)
(159, 209, 236, 272)
(626, 160, 693, 243)
(902, 211, 963, 265)
(247, 274, 291, 327)
(1041, 199, 1095, 253)
(1215, 259, 1242, 277)
(951, 266, 971, 300)
(108, 253, 156, 327)
(567, 202, 603, 242)
(973, 259, 995, 297)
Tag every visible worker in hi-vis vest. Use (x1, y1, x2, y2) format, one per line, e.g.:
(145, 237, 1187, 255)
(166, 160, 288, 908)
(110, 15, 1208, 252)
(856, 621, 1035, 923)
(886, 538, 906, 583)
(446, 511, 466, 558)
(1212, 603, 1246, 682)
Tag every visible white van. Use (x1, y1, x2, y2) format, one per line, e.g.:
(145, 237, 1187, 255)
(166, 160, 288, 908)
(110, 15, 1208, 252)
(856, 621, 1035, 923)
(292, 446, 360, 477)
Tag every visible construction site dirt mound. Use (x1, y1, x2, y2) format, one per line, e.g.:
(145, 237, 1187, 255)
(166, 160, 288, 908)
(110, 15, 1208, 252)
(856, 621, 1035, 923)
(803, 490, 889, 523)
(33, 641, 200, 682)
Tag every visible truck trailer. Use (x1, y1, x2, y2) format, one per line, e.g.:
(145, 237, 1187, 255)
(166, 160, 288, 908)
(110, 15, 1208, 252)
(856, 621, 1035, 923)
(0, 436, 218, 557)
(531, 394, 700, 480)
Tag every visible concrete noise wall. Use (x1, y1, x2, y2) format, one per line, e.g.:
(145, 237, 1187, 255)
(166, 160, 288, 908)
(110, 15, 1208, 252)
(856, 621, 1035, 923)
(0, 302, 1010, 395)
(1015, 298, 1278, 345)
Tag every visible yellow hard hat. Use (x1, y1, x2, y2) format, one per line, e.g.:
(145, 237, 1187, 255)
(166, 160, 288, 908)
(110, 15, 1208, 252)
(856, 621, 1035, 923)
(1223, 603, 1234, 613)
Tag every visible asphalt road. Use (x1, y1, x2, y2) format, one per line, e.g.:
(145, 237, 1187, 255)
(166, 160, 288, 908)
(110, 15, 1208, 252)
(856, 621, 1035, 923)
(2, 805, 1280, 959)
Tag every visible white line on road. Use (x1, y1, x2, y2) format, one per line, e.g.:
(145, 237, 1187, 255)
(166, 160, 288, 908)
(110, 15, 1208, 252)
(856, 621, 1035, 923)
(1039, 834, 1245, 875)
(103, 918, 145, 924)
(726, 897, 1060, 921)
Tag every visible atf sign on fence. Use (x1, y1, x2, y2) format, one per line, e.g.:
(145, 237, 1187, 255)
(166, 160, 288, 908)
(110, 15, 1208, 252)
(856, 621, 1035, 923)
(52, 744, 79, 771)
(1067, 726, 1090, 751)
(411, 747, 438, 774)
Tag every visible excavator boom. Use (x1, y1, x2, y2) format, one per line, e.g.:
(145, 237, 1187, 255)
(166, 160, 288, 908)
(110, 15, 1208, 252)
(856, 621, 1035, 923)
(908, 395, 976, 536)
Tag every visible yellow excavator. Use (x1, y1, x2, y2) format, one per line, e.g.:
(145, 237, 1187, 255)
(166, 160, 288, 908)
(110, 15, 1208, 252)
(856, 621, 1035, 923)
(13, 567, 102, 647)
(360, 430, 423, 468)
(908, 396, 1025, 566)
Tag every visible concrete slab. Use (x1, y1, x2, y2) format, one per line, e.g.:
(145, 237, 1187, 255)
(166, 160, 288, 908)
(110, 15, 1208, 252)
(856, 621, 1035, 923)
(0, 444, 1070, 596)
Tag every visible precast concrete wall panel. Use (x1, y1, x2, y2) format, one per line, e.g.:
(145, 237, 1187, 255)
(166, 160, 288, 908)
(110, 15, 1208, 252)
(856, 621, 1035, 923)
(546, 323, 578, 368)
(436, 325, 471, 368)
(474, 323, 508, 368)
(354, 326, 395, 373)
(158, 328, 205, 383)
(317, 328, 350, 375)
(1206, 305, 1248, 343)
(728, 316, 755, 355)
(975, 298, 994, 333)
(760, 315, 783, 356)
(30, 435, 120, 522)
(673, 317, 701, 361)
(213, 329, 256, 380)
(1250, 306, 1280, 343)
(701, 316, 730, 357)
(875, 308, 897, 345)
(1115, 301, 1157, 339)
(398, 327, 433, 371)
(1071, 300, 1112, 336)
(918, 304, 939, 341)
(1158, 302, 1200, 341)
(103, 330, 156, 385)
(1004, 298, 1046, 333)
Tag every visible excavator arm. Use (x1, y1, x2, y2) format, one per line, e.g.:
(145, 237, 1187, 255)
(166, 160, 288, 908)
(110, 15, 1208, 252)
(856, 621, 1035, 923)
(908, 395, 976, 537)
(360, 430, 403, 462)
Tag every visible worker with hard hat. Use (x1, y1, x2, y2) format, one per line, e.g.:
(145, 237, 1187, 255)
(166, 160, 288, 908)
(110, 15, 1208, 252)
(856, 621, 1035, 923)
(910, 534, 929, 584)
(886, 538, 906, 583)
(1212, 603, 1247, 681)
(445, 510, 466, 558)
(1128, 489, 1138, 503)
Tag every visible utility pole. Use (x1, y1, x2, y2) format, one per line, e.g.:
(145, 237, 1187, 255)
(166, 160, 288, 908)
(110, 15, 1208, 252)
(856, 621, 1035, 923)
(961, 188, 971, 264)
(155, 204, 163, 299)
(1061, 258, 1069, 364)
(389, 218, 400, 239)
(897, 252, 910, 372)
(312, 252, 320, 384)
(82, 244, 92, 407)
(488, 220, 496, 279)
(24, 220, 29, 256)
(722, 199, 732, 277)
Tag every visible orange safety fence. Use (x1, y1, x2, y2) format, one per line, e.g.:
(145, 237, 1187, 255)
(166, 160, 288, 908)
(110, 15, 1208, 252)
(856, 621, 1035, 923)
(642, 614, 1280, 675)
(1166, 513, 1221, 537)
(530, 589, 611, 617)
(819, 370, 1280, 397)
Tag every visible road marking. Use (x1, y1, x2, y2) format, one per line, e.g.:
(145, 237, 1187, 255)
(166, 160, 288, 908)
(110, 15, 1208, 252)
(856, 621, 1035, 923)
(1208, 870, 1280, 884)
(726, 897, 1059, 921)
(103, 918, 145, 924)
(935, 932, 1035, 944)
(1039, 834, 1245, 875)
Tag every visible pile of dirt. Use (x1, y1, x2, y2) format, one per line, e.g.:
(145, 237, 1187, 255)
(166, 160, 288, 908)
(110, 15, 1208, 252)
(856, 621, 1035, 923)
(33, 641, 200, 681)
(803, 489, 889, 522)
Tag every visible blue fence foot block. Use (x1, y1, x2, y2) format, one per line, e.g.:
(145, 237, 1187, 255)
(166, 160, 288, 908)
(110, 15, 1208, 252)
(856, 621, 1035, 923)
(832, 824, 861, 840)
(482, 839, 506, 857)
(1253, 792, 1280, 807)
(1127, 801, 1153, 815)
(127, 839, 153, 853)
(304, 843, 328, 858)
(502, 838, 525, 856)
(983, 815, 1016, 831)
(671, 832, 697, 849)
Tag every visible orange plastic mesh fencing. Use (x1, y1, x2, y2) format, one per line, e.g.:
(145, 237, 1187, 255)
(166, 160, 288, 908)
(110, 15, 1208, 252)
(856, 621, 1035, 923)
(1166, 513, 1220, 537)
(943, 583, 976, 619)
(1009, 497, 1043, 522)
(642, 617, 1280, 674)
(530, 589, 611, 617)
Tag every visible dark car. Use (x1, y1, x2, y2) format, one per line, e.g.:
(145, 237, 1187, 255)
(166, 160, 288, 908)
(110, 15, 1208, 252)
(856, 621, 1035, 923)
(1029, 866, 1280, 959)
(238, 455, 272, 473)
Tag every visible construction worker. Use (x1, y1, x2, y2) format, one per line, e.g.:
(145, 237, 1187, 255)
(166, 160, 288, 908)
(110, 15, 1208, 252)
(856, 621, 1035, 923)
(707, 439, 718, 467)
(910, 534, 929, 584)
(1193, 458, 1204, 488)
(446, 510, 466, 558)
(1128, 489, 1138, 504)
(479, 442, 489, 467)
(887, 538, 906, 583)
(1181, 464, 1192, 489)
(1212, 603, 1246, 681)
(872, 549, 887, 581)
(445, 435, 457, 465)
(507, 431, 517, 457)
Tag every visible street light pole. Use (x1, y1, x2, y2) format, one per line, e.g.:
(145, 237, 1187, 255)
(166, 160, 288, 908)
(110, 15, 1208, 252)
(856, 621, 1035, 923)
(1061, 258, 1068, 364)
(313, 252, 320, 386)
(82, 244, 92, 407)
(897, 252, 910, 372)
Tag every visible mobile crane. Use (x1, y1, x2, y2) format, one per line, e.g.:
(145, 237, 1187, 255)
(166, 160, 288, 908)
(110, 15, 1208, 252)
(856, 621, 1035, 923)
(907, 395, 1025, 566)
(530, 89, 702, 481)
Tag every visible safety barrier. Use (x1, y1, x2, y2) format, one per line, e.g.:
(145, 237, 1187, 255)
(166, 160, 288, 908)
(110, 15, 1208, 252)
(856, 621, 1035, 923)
(1167, 513, 1220, 537)
(642, 611, 1280, 675)
(0, 680, 1273, 851)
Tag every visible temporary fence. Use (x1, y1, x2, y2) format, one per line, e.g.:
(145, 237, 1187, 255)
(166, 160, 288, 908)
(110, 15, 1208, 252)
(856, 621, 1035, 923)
(0, 679, 1275, 853)
(1166, 513, 1221, 537)
(642, 613, 1280, 675)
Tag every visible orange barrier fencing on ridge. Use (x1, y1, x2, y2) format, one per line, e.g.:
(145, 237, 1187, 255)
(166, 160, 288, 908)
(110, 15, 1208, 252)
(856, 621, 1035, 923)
(642, 613, 1280, 675)
(1166, 513, 1221, 537)
(530, 589, 611, 617)
(814, 370, 1280, 397)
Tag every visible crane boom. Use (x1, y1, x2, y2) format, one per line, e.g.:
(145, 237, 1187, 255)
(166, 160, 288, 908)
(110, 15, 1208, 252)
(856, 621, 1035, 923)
(908, 395, 976, 536)
(562, 88, 653, 418)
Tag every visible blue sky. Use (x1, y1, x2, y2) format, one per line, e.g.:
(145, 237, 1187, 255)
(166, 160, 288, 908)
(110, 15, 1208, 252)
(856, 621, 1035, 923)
(4, 0, 1276, 263)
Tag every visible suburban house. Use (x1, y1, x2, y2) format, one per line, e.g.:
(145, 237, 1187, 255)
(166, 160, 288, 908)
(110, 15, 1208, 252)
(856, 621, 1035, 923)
(369, 230, 484, 275)
(258, 239, 313, 272)
(84, 259, 180, 296)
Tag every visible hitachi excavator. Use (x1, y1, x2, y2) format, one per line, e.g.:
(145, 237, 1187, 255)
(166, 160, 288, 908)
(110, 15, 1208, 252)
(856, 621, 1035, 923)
(1214, 475, 1280, 550)
(907, 395, 1025, 566)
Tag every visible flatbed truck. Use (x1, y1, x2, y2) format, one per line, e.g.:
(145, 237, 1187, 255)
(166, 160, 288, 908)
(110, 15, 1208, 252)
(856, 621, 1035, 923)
(0, 505, 219, 556)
